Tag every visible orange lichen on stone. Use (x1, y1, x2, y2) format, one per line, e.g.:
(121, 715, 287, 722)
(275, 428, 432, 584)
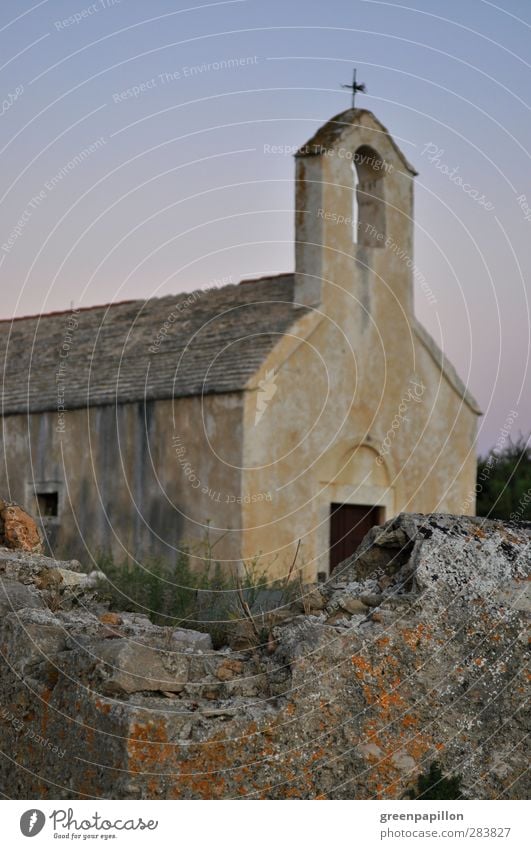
(215, 659, 244, 681)
(127, 719, 176, 780)
(176, 740, 233, 799)
(351, 654, 372, 675)
(0, 499, 42, 553)
(402, 623, 431, 650)
(99, 612, 123, 627)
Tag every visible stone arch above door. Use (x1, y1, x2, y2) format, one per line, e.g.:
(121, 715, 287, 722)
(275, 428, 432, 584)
(313, 440, 396, 578)
(316, 440, 391, 489)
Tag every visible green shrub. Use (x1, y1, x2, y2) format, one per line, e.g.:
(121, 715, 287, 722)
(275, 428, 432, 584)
(95, 530, 300, 648)
(407, 761, 463, 800)
(476, 435, 531, 521)
(95, 548, 199, 627)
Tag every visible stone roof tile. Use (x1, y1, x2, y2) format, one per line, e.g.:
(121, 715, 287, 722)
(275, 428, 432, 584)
(0, 274, 306, 414)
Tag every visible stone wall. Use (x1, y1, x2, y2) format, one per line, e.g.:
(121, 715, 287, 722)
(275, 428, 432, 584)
(0, 513, 529, 799)
(0, 394, 245, 567)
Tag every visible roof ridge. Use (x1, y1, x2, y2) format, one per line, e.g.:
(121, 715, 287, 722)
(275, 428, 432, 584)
(0, 274, 294, 325)
(0, 299, 138, 324)
(296, 108, 418, 175)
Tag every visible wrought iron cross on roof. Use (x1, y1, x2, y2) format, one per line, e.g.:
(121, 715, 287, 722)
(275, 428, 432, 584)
(341, 68, 366, 108)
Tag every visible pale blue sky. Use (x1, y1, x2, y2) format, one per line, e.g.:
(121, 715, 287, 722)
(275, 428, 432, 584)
(0, 0, 529, 453)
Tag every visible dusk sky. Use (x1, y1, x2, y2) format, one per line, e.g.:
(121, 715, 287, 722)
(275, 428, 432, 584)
(0, 0, 529, 454)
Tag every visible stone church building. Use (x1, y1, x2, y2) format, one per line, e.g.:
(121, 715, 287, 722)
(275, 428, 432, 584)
(0, 109, 480, 579)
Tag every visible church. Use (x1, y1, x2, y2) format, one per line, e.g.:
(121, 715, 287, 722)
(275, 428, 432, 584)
(0, 108, 480, 580)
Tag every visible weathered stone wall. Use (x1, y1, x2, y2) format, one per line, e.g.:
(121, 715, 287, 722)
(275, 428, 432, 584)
(0, 513, 528, 799)
(0, 394, 244, 566)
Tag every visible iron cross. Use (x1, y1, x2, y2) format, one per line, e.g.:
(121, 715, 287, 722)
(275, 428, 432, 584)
(341, 68, 366, 108)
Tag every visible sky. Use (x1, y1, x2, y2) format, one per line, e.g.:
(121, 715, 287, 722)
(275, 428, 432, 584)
(0, 0, 529, 454)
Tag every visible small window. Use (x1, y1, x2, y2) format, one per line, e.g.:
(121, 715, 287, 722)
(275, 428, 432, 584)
(36, 491, 58, 518)
(351, 163, 359, 242)
(352, 145, 386, 247)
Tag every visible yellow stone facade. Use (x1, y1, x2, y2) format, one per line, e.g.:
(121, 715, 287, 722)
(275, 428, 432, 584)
(240, 109, 480, 578)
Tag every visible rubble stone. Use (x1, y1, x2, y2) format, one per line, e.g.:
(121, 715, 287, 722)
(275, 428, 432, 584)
(0, 499, 42, 553)
(0, 513, 529, 800)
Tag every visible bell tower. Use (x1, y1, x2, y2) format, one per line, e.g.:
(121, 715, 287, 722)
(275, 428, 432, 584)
(294, 109, 418, 319)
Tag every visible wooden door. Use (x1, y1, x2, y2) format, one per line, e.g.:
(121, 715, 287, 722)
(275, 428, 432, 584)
(329, 503, 383, 573)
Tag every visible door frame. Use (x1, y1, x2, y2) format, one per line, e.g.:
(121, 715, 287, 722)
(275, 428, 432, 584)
(315, 481, 395, 579)
(329, 502, 384, 573)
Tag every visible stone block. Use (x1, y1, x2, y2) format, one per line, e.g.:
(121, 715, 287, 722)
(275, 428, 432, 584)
(95, 641, 189, 695)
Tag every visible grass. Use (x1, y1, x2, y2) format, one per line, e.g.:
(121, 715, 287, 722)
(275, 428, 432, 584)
(95, 530, 301, 649)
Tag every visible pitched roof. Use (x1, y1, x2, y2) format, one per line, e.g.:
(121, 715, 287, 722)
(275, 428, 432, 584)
(0, 274, 308, 415)
(413, 319, 482, 415)
(296, 108, 419, 176)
